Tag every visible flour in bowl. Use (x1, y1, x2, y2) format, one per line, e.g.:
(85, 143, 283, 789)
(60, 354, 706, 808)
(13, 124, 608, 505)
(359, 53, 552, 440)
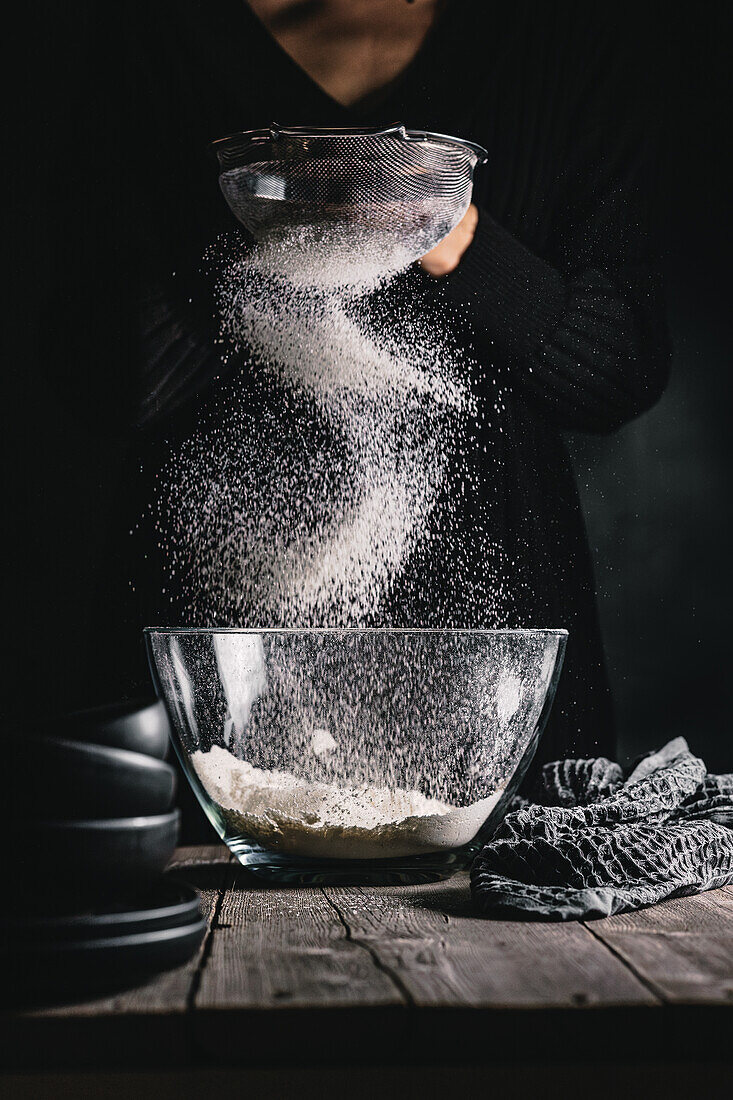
(191, 744, 500, 860)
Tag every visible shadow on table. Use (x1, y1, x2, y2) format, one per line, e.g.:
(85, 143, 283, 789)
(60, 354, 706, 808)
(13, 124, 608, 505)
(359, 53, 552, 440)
(168, 855, 482, 916)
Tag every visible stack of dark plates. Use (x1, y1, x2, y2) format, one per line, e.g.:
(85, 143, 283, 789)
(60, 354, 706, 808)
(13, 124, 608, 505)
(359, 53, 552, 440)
(5, 699, 205, 1002)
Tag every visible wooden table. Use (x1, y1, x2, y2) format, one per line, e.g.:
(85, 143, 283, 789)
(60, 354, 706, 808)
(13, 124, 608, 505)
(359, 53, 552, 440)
(4, 845, 733, 1098)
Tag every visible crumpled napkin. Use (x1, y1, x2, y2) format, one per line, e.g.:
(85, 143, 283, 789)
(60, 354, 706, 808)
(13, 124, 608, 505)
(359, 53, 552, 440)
(471, 738, 733, 920)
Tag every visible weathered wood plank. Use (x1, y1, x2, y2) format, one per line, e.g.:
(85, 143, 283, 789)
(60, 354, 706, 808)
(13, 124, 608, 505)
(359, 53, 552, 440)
(169, 844, 232, 871)
(588, 889, 733, 1003)
(598, 932, 733, 1003)
(5, 850, 733, 1073)
(322, 872, 657, 1008)
(589, 887, 733, 934)
(195, 864, 402, 1010)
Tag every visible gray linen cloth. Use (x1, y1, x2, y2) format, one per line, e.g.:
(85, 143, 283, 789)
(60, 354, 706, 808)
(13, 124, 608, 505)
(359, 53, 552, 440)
(471, 738, 733, 920)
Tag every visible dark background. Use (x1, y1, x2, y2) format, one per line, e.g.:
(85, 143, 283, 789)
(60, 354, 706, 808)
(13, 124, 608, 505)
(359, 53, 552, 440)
(569, 10, 732, 771)
(5, 6, 732, 773)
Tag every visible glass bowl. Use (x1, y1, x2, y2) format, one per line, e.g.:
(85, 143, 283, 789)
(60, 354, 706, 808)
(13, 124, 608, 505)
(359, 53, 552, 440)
(145, 628, 566, 884)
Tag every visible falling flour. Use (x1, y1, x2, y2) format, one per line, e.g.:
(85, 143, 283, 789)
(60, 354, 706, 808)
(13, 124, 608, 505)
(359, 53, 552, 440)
(149, 219, 520, 859)
(152, 231, 518, 627)
(192, 745, 501, 860)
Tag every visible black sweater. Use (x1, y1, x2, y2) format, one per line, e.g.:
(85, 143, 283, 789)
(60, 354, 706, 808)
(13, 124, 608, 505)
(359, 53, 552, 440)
(17, 1, 669, 763)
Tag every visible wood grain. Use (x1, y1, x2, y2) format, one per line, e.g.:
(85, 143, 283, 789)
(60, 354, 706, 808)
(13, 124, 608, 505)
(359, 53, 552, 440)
(590, 886, 733, 934)
(5, 849, 732, 1074)
(168, 844, 232, 871)
(195, 865, 401, 1009)
(323, 873, 657, 1008)
(596, 931, 733, 1003)
(588, 887, 733, 1003)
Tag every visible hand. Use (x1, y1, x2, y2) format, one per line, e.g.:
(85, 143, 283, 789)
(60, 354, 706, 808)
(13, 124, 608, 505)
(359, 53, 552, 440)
(419, 204, 478, 277)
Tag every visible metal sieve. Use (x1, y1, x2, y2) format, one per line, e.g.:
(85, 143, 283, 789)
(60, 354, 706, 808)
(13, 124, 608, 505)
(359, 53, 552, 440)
(212, 124, 487, 286)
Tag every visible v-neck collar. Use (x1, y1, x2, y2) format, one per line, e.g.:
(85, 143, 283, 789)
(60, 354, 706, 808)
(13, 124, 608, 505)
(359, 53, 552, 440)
(239, 0, 457, 122)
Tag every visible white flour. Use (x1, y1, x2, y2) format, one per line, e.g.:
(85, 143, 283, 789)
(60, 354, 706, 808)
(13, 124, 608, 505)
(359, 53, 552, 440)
(192, 745, 500, 860)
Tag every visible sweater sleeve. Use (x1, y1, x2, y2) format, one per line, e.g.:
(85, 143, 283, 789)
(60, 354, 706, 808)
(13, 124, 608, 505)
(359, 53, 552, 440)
(441, 63, 670, 434)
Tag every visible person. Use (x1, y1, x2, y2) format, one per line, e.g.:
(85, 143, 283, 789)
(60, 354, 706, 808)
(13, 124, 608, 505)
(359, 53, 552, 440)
(13, 0, 669, 772)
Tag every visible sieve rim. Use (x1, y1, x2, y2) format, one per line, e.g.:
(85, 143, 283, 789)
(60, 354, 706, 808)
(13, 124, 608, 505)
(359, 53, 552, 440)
(211, 123, 488, 166)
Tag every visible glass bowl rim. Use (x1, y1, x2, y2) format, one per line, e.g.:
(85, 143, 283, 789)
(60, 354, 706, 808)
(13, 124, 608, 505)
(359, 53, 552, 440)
(144, 627, 568, 636)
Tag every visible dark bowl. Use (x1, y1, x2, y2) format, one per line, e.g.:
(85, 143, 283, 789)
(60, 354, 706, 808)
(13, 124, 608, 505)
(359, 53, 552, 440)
(21, 735, 176, 819)
(42, 698, 170, 759)
(15, 811, 180, 885)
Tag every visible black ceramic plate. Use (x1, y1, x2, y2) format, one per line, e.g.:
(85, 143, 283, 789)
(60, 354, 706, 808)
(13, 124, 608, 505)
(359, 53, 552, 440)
(21, 735, 176, 819)
(15, 810, 181, 883)
(5, 915, 206, 1003)
(8, 881, 202, 942)
(42, 698, 170, 759)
